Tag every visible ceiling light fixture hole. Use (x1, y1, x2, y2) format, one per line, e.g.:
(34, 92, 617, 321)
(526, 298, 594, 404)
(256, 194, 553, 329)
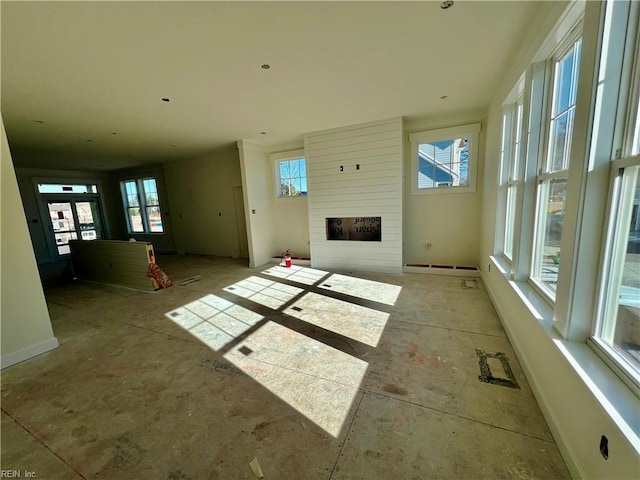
(161, 97, 170, 102)
(261, 64, 271, 70)
(260, 132, 267, 135)
(441, 1, 454, 9)
(441, 95, 448, 99)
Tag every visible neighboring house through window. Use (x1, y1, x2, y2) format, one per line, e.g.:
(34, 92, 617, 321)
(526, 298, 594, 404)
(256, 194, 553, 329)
(409, 123, 481, 195)
(36, 182, 104, 256)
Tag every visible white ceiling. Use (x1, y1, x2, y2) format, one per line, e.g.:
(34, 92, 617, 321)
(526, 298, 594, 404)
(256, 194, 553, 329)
(1, 1, 547, 172)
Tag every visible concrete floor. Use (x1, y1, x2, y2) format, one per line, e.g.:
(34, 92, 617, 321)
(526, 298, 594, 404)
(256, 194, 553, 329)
(1, 255, 570, 479)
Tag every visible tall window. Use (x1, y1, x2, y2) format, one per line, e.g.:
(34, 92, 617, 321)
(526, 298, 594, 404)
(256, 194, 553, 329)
(272, 149, 307, 198)
(593, 0, 640, 388)
(121, 178, 164, 233)
(531, 38, 582, 298)
(501, 99, 525, 260)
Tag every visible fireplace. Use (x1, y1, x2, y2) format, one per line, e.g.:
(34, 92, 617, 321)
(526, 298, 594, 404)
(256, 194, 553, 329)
(325, 217, 381, 242)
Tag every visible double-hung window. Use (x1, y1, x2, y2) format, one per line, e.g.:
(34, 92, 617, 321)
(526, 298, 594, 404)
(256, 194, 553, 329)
(592, 0, 640, 389)
(501, 98, 525, 261)
(531, 37, 582, 299)
(121, 177, 163, 234)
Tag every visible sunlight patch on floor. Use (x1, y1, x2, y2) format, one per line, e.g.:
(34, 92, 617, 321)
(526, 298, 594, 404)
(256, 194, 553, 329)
(318, 273, 402, 306)
(262, 265, 329, 286)
(224, 321, 367, 437)
(166, 294, 264, 351)
(283, 292, 389, 347)
(223, 276, 303, 309)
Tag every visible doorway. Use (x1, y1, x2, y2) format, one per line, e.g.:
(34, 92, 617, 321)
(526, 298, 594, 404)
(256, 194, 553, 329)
(44, 197, 104, 257)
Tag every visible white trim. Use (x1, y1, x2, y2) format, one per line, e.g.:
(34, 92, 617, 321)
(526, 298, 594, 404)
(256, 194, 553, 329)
(487, 255, 640, 477)
(269, 256, 312, 267)
(1, 337, 59, 370)
(403, 265, 481, 277)
(270, 148, 307, 200)
(532, 0, 585, 63)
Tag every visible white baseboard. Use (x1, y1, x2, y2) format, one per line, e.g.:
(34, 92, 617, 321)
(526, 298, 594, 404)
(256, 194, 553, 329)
(1, 337, 59, 370)
(482, 271, 582, 480)
(269, 257, 312, 267)
(403, 265, 481, 277)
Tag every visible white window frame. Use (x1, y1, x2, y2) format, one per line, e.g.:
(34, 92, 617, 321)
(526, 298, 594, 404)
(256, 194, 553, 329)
(589, 0, 640, 394)
(592, 157, 640, 393)
(409, 123, 481, 195)
(498, 94, 526, 263)
(271, 149, 307, 200)
(120, 177, 164, 234)
(530, 32, 583, 302)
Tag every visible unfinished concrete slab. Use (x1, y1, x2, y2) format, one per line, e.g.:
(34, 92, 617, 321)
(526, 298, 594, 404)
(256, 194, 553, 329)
(1, 255, 570, 479)
(332, 392, 568, 480)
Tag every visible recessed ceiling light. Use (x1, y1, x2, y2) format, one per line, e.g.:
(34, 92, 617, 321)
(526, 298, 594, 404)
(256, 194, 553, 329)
(441, 1, 454, 9)
(261, 64, 271, 70)
(161, 97, 170, 102)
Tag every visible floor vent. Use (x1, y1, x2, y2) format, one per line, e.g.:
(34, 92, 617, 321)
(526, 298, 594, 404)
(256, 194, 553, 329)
(462, 279, 478, 289)
(476, 349, 520, 389)
(178, 276, 201, 286)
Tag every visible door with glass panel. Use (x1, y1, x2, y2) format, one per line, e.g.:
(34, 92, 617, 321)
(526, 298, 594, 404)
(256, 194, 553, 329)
(47, 198, 103, 256)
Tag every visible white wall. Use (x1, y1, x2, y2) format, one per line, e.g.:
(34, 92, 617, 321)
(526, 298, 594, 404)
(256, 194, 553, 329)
(305, 117, 403, 274)
(271, 198, 309, 259)
(1, 116, 58, 369)
(269, 145, 310, 259)
(404, 112, 486, 267)
(163, 147, 242, 257)
(479, 1, 640, 477)
(238, 141, 275, 268)
(237, 141, 311, 268)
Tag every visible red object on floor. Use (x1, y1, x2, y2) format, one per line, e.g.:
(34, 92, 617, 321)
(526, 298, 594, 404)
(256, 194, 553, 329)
(146, 263, 172, 288)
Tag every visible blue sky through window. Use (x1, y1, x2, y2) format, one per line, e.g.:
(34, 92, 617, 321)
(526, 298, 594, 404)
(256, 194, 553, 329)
(279, 158, 307, 196)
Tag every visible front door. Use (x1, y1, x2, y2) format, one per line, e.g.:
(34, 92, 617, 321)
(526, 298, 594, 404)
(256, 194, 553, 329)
(46, 198, 103, 256)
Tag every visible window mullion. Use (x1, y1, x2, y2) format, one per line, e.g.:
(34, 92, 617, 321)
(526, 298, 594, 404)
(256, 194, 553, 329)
(138, 179, 149, 233)
(514, 61, 548, 282)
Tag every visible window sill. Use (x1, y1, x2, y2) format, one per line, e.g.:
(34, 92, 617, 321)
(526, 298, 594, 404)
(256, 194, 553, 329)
(489, 255, 640, 455)
(410, 185, 477, 196)
(274, 195, 307, 203)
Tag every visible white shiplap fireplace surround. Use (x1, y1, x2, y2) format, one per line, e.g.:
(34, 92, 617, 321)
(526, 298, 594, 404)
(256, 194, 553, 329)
(305, 117, 403, 274)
